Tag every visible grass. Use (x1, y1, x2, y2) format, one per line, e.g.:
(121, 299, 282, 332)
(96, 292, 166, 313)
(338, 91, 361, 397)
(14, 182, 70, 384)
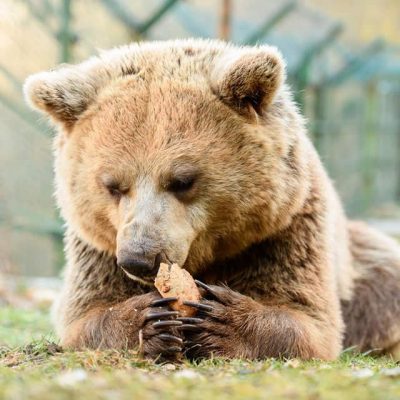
(0, 306, 399, 400)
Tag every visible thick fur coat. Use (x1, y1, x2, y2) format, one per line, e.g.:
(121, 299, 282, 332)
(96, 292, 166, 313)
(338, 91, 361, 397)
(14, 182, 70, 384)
(24, 39, 400, 360)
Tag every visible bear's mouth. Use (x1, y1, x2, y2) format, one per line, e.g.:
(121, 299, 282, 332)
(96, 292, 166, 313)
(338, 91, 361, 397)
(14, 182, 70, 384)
(119, 251, 174, 286)
(121, 268, 155, 287)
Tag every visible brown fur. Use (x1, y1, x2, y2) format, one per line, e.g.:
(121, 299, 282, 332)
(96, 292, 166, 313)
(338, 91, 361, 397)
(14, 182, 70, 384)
(342, 222, 400, 355)
(24, 39, 400, 361)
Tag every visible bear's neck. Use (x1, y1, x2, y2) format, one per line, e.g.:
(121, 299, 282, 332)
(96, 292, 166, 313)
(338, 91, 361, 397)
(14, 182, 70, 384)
(196, 173, 329, 294)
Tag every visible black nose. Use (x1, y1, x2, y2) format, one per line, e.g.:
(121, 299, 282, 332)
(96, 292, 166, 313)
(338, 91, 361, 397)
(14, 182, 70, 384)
(117, 252, 161, 277)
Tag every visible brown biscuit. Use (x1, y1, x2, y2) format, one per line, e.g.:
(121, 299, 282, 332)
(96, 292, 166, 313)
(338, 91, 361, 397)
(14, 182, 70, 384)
(154, 263, 201, 317)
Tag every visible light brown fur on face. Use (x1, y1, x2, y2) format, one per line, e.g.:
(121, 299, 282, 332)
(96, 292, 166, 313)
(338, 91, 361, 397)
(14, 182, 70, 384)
(47, 46, 308, 276)
(25, 39, 400, 361)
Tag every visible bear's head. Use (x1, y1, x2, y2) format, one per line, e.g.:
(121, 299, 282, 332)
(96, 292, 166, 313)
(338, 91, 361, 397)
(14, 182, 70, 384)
(24, 39, 311, 283)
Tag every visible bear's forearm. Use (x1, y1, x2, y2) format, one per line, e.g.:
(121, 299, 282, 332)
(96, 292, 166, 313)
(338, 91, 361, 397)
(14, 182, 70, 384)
(61, 297, 146, 350)
(187, 284, 342, 361)
(245, 306, 341, 360)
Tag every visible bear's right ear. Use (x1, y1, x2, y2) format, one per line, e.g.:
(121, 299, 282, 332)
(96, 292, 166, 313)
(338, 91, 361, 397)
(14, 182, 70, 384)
(24, 48, 140, 131)
(23, 61, 111, 130)
(211, 46, 285, 118)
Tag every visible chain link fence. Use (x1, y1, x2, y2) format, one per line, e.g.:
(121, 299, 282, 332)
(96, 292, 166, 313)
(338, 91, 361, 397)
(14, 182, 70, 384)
(1, 0, 399, 276)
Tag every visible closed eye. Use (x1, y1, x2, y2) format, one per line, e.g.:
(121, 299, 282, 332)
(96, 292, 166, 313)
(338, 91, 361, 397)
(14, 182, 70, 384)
(107, 185, 124, 198)
(167, 176, 196, 193)
(101, 175, 129, 200)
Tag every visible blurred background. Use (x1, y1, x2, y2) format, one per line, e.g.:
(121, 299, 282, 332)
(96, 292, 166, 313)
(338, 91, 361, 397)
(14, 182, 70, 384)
(0, 0, 399, 280)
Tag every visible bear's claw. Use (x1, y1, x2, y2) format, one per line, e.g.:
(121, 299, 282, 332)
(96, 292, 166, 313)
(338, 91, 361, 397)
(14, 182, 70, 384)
(150, 297, 178, 307)
(140, 296, 184, 360)
(158, 333, 183, 345)
(176, 317, 203, 335)
(163, 346, 182, 354)
(176, 317, 204, 324)
(152, 320, 183, 329)
(178, 324, 202, 332)
(145, 310, 179, 321)
(194, 280, 215, 294)
(183, 341, 202, 354)
(182, 301, 213, 312)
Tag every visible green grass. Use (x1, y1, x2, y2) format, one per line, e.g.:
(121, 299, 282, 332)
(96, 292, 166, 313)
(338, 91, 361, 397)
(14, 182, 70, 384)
(0, 306, 55, 347)
(0, 306, 399, 400)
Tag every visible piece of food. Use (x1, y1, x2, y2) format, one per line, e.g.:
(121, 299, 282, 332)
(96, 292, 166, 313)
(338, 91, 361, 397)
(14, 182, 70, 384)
(154, 263, 201, 317)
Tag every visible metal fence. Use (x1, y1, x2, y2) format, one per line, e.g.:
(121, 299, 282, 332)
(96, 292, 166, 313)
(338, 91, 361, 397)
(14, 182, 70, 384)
(1, 0, 399, 276)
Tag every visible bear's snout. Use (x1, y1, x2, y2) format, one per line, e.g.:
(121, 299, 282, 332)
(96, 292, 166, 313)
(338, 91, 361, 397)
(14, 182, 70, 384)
(117, 250, 163, 278)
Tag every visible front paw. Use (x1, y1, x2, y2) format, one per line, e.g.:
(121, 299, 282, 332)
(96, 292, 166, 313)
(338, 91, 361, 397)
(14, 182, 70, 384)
(139, 296, 184, 362)
(179, 282, 257, 359)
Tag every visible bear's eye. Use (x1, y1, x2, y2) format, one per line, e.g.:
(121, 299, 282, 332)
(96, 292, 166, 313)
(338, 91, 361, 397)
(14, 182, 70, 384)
(102, 178, 129, 200)
(107, 185, 123, 198)
(167, 176, 196, 194)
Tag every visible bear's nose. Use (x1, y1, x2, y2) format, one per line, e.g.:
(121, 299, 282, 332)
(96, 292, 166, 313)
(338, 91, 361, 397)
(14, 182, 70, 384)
(117, 252, 161, 277)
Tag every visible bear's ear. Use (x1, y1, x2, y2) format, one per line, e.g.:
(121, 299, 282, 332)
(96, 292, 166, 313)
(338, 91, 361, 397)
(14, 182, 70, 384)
(211, 46, 285, 118)
(23, 50, 139, 130)
(23, 61, 112, 130)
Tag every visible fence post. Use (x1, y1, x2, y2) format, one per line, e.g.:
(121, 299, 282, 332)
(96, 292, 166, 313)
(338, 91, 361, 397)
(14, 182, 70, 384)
(361, 82, 378, 213)
(323, 40, 384, 86)
(244, 1, 297, 45)
(59, 0, 73, 62)
(137, 0, 181, 35)
(293, 24, 342, 111)
(219, 0, 232, 41)
(312, 84, 328, 153)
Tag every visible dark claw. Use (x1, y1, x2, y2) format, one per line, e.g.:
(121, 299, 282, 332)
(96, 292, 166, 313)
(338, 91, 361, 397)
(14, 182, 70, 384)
(183, 343, 202, 355)
(153, 320, 183, 329)
(176, 317, 204, 324)
(158, 333, 183, 345)
(178, 324, 202, 331)
(194, 280, 216, 294)
(184, 340, 201, 346)
(183, 301, 214, 312)
(163, 346, 182, 354)
(150, 297, 178, 307)
(186, 343, 201, 349)
(145, 311, 179, 321)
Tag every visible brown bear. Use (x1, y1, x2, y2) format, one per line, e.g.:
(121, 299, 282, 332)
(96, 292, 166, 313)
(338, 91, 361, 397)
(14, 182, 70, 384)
(24, 39, 400, 361)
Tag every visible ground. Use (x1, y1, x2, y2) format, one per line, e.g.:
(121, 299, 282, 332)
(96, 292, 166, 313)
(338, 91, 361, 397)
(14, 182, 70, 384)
(0, 305, 399, 400)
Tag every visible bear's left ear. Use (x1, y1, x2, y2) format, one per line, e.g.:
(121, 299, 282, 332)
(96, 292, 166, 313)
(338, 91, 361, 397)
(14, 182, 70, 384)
(211, 46, 285, 118)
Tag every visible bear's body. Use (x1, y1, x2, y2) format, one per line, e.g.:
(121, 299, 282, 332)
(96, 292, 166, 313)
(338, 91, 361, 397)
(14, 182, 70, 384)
(24, 40, 400, 360)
